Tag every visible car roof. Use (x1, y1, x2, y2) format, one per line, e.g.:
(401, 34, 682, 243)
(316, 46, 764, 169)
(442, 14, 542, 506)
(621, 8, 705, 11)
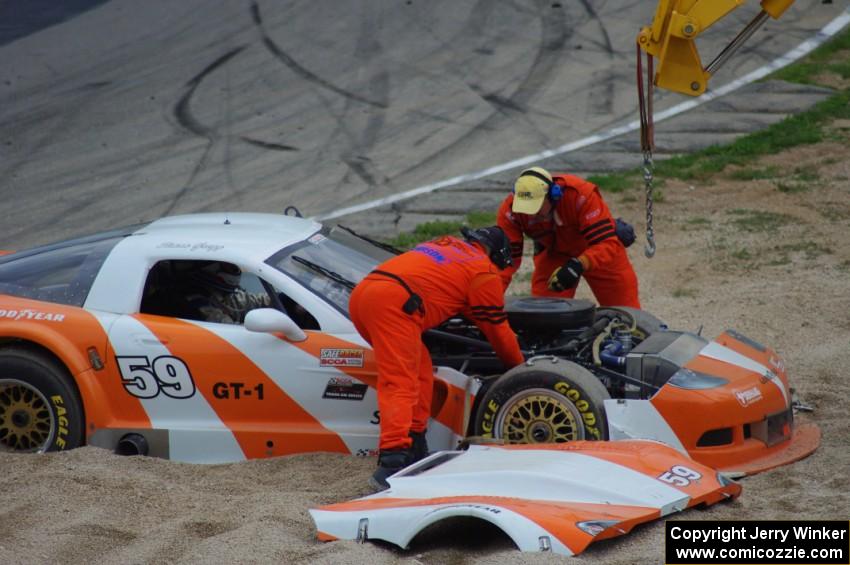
(84, 213, 323, 314)
(138, 213, 322, 259)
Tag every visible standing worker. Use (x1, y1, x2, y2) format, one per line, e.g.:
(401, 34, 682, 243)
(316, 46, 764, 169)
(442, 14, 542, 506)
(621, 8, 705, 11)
(497, 166, 640, 308)
(349, 227, 525, 490)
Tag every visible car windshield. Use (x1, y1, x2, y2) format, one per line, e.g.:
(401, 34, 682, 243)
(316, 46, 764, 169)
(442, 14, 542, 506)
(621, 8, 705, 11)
(267, 225, 396, 314)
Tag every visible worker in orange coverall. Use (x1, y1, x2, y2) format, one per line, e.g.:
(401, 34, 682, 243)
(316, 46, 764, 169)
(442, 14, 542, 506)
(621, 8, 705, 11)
(497, 166, 640, 308)
(349, 227, 525, 491)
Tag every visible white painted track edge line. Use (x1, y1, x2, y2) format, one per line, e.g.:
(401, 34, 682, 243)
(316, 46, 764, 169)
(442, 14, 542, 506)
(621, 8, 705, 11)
(315, 9, 850, 222)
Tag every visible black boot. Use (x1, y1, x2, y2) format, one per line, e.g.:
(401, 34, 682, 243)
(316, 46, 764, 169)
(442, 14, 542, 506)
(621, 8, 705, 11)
(409, 430, 430, 463)
(369, 448, 410, 491)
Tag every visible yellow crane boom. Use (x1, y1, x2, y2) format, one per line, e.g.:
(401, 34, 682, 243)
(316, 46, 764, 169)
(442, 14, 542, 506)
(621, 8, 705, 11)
(637, 0, 796, 96)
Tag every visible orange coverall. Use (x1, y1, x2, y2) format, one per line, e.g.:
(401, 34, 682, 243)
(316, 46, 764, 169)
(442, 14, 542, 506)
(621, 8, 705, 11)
(349, 236, 524, 452)
(497, 173, 640, 308)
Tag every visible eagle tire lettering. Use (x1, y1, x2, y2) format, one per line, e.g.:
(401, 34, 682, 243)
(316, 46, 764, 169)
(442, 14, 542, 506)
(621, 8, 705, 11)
(116, 355, 196, 399)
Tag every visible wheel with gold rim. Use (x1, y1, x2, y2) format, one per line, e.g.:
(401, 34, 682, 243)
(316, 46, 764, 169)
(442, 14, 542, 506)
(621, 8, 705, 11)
(0, 348, 83, 453)
(473, 357, 610, 444)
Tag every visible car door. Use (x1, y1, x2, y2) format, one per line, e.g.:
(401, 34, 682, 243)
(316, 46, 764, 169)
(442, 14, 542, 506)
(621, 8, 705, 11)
(105, 260, 380, 462)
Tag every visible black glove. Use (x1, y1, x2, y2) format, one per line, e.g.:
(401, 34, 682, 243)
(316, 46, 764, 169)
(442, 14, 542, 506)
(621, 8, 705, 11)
(615, 218, 636, 248)
(548, 258, 584, 291)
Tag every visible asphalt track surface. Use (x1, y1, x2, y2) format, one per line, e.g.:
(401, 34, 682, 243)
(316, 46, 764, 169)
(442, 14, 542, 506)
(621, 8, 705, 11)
(0, 0, 843, 249)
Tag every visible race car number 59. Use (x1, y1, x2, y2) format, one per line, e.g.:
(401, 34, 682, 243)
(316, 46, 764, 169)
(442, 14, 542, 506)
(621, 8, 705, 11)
(116, 355, 197, 399)
(657, 465, 702, 487)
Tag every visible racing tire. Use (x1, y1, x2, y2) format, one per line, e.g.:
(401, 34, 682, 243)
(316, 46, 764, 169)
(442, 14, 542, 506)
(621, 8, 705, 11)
(598, 306, 667, 341)
(504, 297, 596, 333)
(0, 347, 84, 453)
(473, 357, 610, 443)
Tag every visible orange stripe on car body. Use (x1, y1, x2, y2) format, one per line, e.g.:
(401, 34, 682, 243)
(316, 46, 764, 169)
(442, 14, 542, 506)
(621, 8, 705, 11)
(136, 316, 349, 458)
(0, 296, 152, 436)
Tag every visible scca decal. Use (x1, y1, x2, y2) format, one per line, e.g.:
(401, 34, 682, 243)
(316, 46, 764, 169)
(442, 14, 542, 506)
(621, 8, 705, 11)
(116, 355, 197, 399)
(319, 348, 364, 368)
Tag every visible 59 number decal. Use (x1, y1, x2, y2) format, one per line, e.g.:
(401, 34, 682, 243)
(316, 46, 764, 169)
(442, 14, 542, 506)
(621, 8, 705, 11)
(117, 355, 196, 399)
(657, 465, 702, 487)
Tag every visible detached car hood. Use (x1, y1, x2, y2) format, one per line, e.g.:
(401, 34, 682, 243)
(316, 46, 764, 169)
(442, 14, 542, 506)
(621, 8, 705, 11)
(310, 440, 740, 557)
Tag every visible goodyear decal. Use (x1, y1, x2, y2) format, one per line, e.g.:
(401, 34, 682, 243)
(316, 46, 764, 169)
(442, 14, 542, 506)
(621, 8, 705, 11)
(319, 348, 364, 368)
(0, 309, 65, 322)
(322, 376, 368, 401)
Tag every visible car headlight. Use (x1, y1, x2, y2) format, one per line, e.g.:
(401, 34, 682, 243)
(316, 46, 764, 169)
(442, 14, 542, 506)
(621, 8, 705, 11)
(667, 368, 728, 390)
(576, 520, 621, 537)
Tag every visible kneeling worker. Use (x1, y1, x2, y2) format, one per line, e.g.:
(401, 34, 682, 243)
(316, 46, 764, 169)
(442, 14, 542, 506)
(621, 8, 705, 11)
(497, 166, 640, 308)
(349, 227, 525, 490)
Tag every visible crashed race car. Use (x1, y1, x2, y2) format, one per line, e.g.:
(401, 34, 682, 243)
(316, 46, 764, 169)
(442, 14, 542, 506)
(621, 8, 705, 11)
(0, 213, 818, 475)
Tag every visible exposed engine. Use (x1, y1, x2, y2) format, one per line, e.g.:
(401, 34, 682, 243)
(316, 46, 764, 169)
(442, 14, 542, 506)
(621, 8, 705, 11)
(424, 297, 686, 401)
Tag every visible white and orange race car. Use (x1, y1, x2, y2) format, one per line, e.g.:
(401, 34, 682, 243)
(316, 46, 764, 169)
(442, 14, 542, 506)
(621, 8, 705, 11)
(0, 213, 818, 475)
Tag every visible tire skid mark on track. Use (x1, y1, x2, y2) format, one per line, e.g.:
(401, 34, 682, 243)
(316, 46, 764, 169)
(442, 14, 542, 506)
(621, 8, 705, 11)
(168, 45, 248, 214)
(251, 1, 386, 110)
(390, 1, 573, 186)
(578, 0, 616, 116)
(334, 6, 393, 199)
(163, 141, 216, 217)
(239, 137, 297, 152)
(174, 45, 247, 138)
(578, 0, 614, 55)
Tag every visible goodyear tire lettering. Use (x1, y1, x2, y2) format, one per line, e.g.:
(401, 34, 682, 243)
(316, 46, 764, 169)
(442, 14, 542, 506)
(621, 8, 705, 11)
(474, 363, 609, 444)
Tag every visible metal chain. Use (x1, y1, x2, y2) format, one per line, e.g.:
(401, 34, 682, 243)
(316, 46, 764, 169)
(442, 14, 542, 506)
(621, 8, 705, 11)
(637, 45, 656, 258)
(642, 150, 656, 258)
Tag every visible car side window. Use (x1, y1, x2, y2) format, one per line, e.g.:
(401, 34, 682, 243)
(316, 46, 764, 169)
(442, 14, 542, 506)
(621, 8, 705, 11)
(274, 290, 320, 331)
(140, 260, 270, 325)
(140, 260, 320, 330)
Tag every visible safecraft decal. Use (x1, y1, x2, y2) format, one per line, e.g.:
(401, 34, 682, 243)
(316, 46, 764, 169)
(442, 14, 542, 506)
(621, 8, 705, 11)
(323, 377, 368, 401)
(319, 348, 364, 368)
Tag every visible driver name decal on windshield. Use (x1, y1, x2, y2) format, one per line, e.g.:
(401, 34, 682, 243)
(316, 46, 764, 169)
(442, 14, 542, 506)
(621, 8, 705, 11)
(322, 376, 368, 401)
(308, 234, 327, 245)
(156, 242, 224, 252)
(319, 348, 364, 367)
